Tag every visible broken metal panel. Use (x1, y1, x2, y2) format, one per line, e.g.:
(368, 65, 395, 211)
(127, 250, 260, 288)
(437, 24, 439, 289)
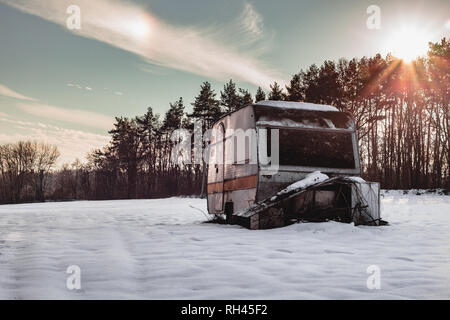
(257, 170, 360, 202)
(288, 184, 353, 224)
(351, 181, 380, 226)
(257, 171, 309, 202)
(232, 177, 384, 230)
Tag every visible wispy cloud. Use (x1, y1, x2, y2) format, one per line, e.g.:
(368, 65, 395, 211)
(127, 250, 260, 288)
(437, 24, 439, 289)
(69, 83, 124, 96)
(0, 117, 110, 165)
(240, 2, 264, 38)
(67, 83, 93, 91)
(0, 84, 36, 101)
(17, 102, 114, 130)
(1, 0, 287, 89)
(0, 83, 113, 130)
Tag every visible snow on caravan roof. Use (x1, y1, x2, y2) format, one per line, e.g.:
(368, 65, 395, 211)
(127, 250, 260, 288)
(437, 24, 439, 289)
(255, 100, 339, 112)
(254, 100, 353, 129)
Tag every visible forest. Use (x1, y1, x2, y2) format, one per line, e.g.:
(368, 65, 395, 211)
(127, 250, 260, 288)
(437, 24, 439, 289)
(0, 38, 448, 204)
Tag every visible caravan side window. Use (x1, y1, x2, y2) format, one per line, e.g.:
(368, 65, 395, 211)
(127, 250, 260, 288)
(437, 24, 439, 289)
(278, 129, 355, 169)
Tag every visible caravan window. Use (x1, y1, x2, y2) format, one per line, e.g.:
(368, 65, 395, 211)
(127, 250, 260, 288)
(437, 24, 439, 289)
(278, 129, 355, 169)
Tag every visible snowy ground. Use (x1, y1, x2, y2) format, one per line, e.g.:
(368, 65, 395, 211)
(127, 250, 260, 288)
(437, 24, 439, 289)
(0, 192, 449, 299)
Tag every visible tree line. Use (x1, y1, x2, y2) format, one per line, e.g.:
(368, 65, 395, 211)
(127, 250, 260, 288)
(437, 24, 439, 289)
(0, 38, 448, 204)
(0, 141, 59, 204)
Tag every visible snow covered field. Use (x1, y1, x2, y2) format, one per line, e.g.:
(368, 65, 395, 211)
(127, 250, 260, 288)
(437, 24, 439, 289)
(0, 192, 449, 299)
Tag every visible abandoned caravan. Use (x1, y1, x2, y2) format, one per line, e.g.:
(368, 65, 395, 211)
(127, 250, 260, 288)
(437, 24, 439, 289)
(206, 100, 384, 230)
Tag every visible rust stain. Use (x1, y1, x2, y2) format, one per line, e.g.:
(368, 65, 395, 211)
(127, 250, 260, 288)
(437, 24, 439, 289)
(207, 175, 257, 194)
(207, 182, 223, 194)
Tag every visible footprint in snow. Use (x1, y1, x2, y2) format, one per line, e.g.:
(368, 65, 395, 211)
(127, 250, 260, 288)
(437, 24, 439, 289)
(392, 257, 415, 262)
(324, 249, 354, 255)
(276, 249, 293, 254)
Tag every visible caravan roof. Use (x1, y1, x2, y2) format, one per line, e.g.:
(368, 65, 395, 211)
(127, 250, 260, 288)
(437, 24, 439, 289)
(254, 100, 339, 112)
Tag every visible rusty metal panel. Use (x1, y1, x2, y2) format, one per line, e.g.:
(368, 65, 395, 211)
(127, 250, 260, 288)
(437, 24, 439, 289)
(223, 188, 257, 214)
(208, 175, 257, 194)
(224, 175, 257, 191)
(351, 182, 380, 225)
(208, 193, 224, 214)
(207, 181, 223, 194)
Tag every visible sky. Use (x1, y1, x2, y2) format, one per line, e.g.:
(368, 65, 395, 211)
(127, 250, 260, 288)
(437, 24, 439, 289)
(0, 0, 449, 164)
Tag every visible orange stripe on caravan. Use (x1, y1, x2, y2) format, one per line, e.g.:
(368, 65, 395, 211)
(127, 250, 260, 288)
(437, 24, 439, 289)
(207, 175, 257, 194)
(207, 182, 223, 194)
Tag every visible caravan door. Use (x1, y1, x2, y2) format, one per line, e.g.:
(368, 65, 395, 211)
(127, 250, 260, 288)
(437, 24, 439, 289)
(207, 123, 225, 214)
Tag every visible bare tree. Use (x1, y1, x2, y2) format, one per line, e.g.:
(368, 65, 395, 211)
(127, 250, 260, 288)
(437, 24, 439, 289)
(33, 142, 60, 202)
(0, 141, 59, 203)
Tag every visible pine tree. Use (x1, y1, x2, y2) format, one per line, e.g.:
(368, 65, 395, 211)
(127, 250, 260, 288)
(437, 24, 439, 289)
(163, 97, 185, 131)
(109, 117, 142, 199)
(220, 79, 239, 113)
(136, 106, 161, 181)
(317, 60, 341, 106)
(236, 88, 253, 109)
(268, 82, 284, 100)
(189, 81, 221, 129)
(136, 107, 160, 135)
(303, 64, 320, 103)
(189, 82, 220, 197)
(255, 87, 266, 102)
(285, 73, 304, 101)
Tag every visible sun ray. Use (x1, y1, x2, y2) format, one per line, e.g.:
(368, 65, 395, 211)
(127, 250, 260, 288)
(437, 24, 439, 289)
(385, 25, 431, 63)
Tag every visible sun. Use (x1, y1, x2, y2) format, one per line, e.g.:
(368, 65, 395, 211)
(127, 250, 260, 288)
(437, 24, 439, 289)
(113, 13, 152, 42)
(386, 25, 430, 63)
(128, 18, 151, 39)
